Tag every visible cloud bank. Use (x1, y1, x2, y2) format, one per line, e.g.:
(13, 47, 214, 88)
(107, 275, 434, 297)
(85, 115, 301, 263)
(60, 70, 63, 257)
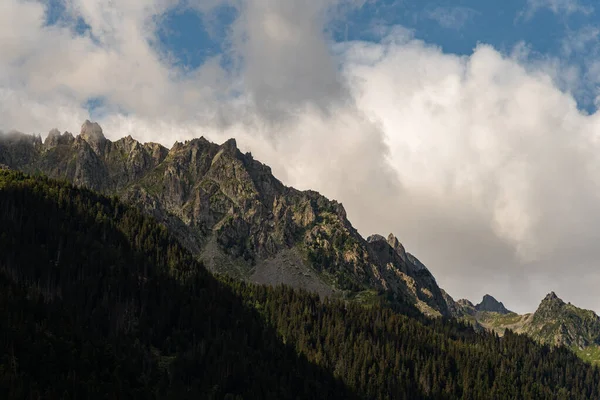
(3, 0, 600, 313)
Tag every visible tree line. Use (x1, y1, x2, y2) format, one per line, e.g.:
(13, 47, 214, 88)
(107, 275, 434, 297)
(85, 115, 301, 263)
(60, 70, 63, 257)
(0, 170, 598, 399)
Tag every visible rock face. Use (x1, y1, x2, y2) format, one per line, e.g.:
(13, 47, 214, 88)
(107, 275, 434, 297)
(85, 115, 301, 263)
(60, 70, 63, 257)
(524, 292, 600, 348)
(366, 233, 449, 316)
(0, 122, 451, 317)
(475, 294, 511, 314)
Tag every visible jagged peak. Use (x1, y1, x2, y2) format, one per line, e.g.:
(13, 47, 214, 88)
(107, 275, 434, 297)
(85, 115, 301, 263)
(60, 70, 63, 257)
(367, 233, 410, 263)
(44, 129, 74, 147)
(387, 233, 400, 247)
(80, 120, 106, 144)
(475, 294, 511, 314)
(44, 129, 61, 146)
(171, 137, 214, 153)
(544, 291, 560, 302)
(366, 234, 386, 243)
(538, 291, 565, 308)
(48, 128, 61, 138)
(387, 233, 408, 261)
(220, 138, 238, 153)
(457, 299, 475, 308)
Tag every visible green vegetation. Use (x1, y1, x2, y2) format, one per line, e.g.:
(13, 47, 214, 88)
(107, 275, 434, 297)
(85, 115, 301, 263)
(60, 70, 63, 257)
(1, 169, 600, 399)
(0, 170, 348, 399)
(478, 312, 525, 328)
(573, 345, 600, 365)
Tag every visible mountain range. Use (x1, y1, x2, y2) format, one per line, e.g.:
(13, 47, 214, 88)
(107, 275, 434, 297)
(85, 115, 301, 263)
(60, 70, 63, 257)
(446, 292, 600, 364)
(2, 120, 600, 364)
(3, 167, 599, 398)
(0, 121, 449, 317)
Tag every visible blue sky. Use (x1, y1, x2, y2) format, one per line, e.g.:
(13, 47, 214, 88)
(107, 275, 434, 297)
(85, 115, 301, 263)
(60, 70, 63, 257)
(141, 0, 600, 111)
(41, 0, 600, 114)
(6, 0, 600, 312)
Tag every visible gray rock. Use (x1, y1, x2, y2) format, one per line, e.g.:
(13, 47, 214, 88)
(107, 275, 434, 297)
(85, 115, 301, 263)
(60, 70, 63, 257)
(0, 121, 454, 318)
(475, 294, 512, 314)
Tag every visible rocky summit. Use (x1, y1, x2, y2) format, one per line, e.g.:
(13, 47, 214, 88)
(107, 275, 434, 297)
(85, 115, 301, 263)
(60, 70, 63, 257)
(475, 294, 512, 314)
(0, 121, 450, 317)
(524, 292, 600, 349)
(446, 290, 600, 364)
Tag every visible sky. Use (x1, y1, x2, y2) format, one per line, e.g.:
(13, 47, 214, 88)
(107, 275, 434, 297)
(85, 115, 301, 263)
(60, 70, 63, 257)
(3, 0, 600, 314)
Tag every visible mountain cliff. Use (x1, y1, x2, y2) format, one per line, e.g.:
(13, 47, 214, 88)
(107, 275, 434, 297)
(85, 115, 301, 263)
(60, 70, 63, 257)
(0, 121, 450, 317)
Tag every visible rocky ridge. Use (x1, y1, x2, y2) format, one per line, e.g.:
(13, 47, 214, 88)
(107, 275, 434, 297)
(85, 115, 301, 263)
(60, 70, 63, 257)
(524, 292, 600, 349)
(475, 294, 511, 314)
(0, 121, 450, 317)
(447, 291, 600, 363)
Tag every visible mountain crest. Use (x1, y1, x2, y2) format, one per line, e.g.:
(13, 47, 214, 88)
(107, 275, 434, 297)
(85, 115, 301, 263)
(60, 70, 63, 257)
(536, 292, 566, 315)
(386, 233, 408, 262)
(221, 138, 237, 152)
(80, 120, 105, 143)
(475, 294, 511, 314)
(542, 291, 562, 303)
(79, 120, 107, 156)
(0, 121, 452, 318)
(528, 292, 600, 348)
(45, 129, 74, 148)
(457, 299, 475, 308)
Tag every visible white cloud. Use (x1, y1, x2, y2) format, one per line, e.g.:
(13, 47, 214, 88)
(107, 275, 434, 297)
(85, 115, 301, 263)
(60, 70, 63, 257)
(4, 0, 600, 314)
(523, 0, 593, 19)
(424, 6, 478, 30)
(561, 25, 600, 57)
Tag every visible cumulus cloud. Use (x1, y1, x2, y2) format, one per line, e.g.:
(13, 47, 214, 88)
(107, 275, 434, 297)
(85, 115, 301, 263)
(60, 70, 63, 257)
(3, 0, 600, 313)
(338, 32, 600, 312)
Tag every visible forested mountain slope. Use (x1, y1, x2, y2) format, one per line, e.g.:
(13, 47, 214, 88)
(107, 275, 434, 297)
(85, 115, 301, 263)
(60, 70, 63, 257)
(0, 121, 450, 317)
(449, 292, 600, 365)
(1, 170, 600, 399)
(0, 170, 352, 399)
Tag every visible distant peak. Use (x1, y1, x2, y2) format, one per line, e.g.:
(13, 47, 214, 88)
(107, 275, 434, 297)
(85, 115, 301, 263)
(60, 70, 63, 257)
(44, 129, 61, 146)
(80, 120, 105, 143)
(48, 128, 61, 138)
(540, 291, 564, 306)
(45, 129, 74, 147)
(475, 294, 511, 314)
(545, 291, 559, 301)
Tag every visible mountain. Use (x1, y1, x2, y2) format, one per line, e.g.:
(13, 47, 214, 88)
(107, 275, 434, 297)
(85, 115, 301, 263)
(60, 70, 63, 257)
(475, 294, 512, 314)
(524, 292, 600, 348)
(0, 169, 353, 399)
(449, 291, 600, 364)
(2, 169, 600, 399)
(0, 121, 449, 317)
